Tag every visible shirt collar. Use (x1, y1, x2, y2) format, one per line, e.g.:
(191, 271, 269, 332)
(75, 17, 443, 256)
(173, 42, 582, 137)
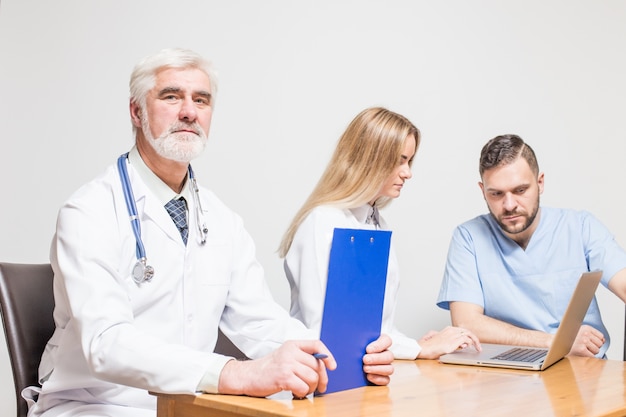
(127, 146, 192, 205)
(350, 204, 375, 225)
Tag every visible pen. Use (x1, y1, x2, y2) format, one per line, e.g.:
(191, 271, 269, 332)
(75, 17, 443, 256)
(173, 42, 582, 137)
(312, 353, 328, 359)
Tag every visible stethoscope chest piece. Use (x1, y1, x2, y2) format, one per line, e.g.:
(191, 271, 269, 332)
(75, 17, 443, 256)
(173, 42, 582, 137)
(132, 258, 154, 285)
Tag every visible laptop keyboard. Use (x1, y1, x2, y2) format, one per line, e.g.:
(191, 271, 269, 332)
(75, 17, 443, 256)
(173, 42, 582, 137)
(492, 347, 547, 363)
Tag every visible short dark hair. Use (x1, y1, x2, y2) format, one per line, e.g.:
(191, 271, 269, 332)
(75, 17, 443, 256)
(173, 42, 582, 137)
(479, 134, 539, 177)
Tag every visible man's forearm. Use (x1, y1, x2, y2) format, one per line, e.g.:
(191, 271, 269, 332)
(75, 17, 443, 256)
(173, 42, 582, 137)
(450, 302, 553, 348)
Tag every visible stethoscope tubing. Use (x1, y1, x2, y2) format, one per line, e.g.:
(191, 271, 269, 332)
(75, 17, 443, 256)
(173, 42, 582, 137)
(117, 153, 147, 261)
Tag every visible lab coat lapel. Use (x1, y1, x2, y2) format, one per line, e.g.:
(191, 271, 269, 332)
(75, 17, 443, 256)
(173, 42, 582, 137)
(129, 173, 185, 245)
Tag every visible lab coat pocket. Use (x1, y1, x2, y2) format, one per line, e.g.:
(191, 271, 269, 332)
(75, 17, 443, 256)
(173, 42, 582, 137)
(193, 239, 233, 287)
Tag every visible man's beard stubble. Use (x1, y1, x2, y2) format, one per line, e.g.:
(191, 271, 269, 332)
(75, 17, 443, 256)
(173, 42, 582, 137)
(490, 195, 540, 235)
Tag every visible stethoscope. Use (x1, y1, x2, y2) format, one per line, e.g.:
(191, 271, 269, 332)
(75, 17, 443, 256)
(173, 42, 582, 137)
(116, 153, 208, 285)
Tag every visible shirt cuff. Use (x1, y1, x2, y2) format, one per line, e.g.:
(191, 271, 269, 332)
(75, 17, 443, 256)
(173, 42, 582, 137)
(196, 355, 236, 394)
(390, 338, 421, 360)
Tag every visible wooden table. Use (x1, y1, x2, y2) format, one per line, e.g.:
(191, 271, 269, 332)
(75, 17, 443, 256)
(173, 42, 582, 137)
(153, 356, 626, 417)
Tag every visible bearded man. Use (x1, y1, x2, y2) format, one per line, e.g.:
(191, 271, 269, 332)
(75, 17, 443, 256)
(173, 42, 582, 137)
(437, 134, 626, 359)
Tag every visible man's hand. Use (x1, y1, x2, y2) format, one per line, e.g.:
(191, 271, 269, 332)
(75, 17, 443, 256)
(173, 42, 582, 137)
(362, 334, 394, 386)
(218, 340, 336, 398)
(568, 325, 605, 357)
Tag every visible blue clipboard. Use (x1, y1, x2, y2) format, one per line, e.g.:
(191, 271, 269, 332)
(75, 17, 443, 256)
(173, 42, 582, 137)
(318, 228, 391, 394)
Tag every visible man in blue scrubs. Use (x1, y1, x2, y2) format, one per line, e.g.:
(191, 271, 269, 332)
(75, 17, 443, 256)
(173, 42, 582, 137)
(437, 134, 626, 358)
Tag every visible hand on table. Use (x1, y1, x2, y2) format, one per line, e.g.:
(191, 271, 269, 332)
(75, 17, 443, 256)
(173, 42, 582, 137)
(417, 326, 481, 359)
(218, 339, 336, 398)
(568, 324, 605, 357)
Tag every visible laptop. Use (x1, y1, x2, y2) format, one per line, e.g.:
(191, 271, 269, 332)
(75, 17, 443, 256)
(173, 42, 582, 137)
(439, 270, 602, 371)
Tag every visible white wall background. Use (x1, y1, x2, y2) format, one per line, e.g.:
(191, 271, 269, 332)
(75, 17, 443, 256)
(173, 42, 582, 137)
(1, 0, 625, 415)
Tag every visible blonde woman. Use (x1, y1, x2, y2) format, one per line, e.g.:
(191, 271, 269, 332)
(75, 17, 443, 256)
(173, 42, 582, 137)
(279, 107, 481, 360)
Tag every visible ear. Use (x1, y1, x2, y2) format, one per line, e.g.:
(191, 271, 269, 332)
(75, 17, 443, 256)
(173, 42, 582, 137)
(537, 172, 545, 195)
(129, 101, 142, 128)
(478, 181, 487, 201)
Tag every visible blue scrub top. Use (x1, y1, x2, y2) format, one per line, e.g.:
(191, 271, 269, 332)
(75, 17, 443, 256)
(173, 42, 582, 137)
(437, 207, 626, 357)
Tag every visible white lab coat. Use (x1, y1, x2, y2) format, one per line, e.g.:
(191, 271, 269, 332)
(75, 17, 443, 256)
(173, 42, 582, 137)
(284, 205, 420, 360)
(29, 159, 312, 416)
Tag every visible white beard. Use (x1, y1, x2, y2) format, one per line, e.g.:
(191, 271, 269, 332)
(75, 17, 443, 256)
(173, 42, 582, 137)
(142, 115, 208, 163)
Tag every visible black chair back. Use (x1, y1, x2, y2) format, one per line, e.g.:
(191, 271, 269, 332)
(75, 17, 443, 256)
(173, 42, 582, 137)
(0, 263, 55, 417)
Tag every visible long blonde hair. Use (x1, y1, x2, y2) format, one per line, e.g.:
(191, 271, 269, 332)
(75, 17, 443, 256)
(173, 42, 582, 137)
(278, 107, 420, 257)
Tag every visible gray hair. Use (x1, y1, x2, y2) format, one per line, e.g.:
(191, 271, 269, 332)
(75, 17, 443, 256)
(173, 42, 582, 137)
(129, 48, 218, 112)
